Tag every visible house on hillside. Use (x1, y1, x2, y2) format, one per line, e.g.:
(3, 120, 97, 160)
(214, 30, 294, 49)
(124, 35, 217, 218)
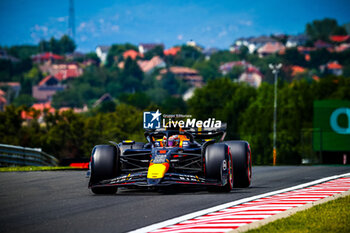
(238, 67, 263, 88)
(96, 45, 111, 64)
(219, 60, 252, 75)
(164, 47, 181, 56)
(233, 36, 278, 54)
(334, 43, 350, 53)
(138, 43, 164, 54)
(186, 40, 204, 51)
(291, 65, 307, 77)
(39, 62, 83, 81)
(329, 35, 350, 43)
(286, 34, 309, 48)
(158, 67, 204, 87)
(137, 56, 166, 74)
(123, 50, 143, 60)
(32, 75, 65, 102)
(31, 52, 64, 63)
(320, 61, 343, 76)
(257, 42, 285, 57)
(21, 102, 55, 122)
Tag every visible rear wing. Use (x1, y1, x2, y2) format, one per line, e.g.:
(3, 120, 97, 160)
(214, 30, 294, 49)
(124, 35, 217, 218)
(184, 124, 227, 141)
(145, 123, 227, 141)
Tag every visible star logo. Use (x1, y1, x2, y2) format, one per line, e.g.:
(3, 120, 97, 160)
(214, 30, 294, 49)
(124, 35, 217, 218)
(143, 110, 162, 129)
(150, 109, 162, 123)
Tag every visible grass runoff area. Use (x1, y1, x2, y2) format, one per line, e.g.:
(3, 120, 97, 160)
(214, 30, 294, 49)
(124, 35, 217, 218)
(246, 194, 350, 233)
(0, 166, 79, 172)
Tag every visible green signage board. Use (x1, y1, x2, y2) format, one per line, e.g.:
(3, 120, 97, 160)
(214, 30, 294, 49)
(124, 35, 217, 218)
(313, 100, 350, 151)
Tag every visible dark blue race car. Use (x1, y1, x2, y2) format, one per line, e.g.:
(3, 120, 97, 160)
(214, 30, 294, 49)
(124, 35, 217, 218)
(88, 127, 252, 194)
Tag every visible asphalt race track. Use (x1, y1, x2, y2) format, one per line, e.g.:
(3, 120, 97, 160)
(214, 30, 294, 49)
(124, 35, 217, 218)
(0, 166, 349, 233)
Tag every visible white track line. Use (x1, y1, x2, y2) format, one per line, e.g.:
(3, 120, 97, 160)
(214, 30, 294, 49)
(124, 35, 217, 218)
(128, 172, 350, 233)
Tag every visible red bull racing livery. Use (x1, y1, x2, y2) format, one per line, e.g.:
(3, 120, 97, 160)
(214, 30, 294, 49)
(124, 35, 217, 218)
(88, 127, 252, 194)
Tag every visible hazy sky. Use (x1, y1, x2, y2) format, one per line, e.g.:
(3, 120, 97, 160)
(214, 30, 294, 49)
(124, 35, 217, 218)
(1, 0, 350, 52)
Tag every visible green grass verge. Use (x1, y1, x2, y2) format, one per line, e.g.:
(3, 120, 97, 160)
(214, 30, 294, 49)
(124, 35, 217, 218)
(0, 166, 81, 172)
(246, 194, 350, 233)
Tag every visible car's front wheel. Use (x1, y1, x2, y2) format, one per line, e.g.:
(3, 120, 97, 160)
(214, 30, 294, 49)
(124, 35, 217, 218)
(89, 145, 119, 194)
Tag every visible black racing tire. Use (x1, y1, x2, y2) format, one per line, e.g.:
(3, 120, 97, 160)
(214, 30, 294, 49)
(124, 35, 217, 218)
(89, 145, 119, 194)
(225, 141, 252, 188)
(205, 143, 233, 192)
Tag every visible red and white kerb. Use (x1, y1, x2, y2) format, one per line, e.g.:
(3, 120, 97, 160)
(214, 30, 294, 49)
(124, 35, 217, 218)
(150, 177, 350, 233)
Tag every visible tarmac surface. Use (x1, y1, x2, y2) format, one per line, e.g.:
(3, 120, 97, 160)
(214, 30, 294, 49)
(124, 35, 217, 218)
(0, 166, 349, 233)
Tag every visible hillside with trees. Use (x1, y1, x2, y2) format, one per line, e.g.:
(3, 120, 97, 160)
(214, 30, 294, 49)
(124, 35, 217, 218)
(1, 18, 350, 164)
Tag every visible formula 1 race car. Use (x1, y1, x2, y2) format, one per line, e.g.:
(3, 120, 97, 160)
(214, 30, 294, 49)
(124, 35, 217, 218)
(88, 127, 252, 194)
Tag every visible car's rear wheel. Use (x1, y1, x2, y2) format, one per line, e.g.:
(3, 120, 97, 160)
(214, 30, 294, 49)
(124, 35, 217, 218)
(205, 144, 233, 192)
(89, 145, 119, 194)
(225, 141, 251, 188)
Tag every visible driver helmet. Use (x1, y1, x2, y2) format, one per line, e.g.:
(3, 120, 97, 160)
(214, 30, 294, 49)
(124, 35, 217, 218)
(168, 135, 180, 147)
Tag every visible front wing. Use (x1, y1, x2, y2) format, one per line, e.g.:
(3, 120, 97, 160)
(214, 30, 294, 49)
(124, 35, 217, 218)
(89, 172, 223, 188)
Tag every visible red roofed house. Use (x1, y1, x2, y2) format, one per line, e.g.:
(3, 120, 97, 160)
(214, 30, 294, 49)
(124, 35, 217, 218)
(137, 56, 166, 74)
(32, 102, 55, 113)
(291, 66, 307, 77)
(32, 75, 65, 102)
(257, 42, 285, 57)
(39, 62, 83, 81)
(31, 52, 64, 63)
(219, 61, 252, 75)
(21, 102, 55, 121)
(238, 67, 263, 88)
(320, 61, 343, 76)
(158, 67, 203, 87)
(330, 35, 350, 43)
(335, 43, 350, 53)
(123, 50, 143, 60)
(164, 47, 181, 56)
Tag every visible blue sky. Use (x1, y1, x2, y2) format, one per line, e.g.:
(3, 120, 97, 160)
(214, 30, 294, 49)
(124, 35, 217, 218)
(1, 0, 350, 52)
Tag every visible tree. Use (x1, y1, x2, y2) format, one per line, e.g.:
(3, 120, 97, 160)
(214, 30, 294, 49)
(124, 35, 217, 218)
(168, 45, 203, 67)
(161, 97, 187, 114)
(306, 18, 347, 41)
(85, 52, 100, 64)
(106, 43, 138, 67)
(144, 45, 164, 59)
(188, 78, 238, 120)
(121, 57, 144, 92)
(49, 37, 60, 54)
(119, 92, 151, 109)
(7, 45, 38, 60)
(12, 94, 35, 107)
(227, 66, 244, 80)
(59, 35, 76, 54)
(161, 72, 180, 95)
(0, 105, 23, 145)
(193, 61, 220, 82)
(239, 46, 249, 60)
(38, 35, 76, 54)
(282, 48, 306, 66)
